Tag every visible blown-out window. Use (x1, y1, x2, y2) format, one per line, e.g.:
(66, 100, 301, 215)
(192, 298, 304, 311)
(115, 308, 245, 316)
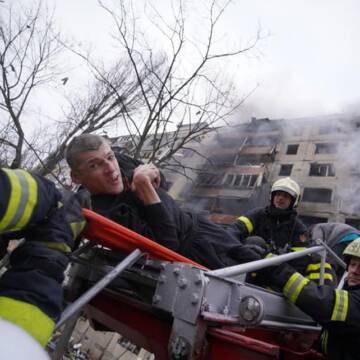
(314, 143, 338, 154)
(286, 144, 299, 155)
(302, 188, 332, 203)
(279, 164, 293, 176)
(309, 163, 335, 177)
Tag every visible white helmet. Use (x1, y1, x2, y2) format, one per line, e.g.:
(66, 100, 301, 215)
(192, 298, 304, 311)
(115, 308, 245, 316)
(271, 177, 301, 207)
(0, 319, 49, 359)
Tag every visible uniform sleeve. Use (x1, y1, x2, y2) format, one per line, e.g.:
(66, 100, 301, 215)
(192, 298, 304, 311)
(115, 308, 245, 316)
(0, 168, 85, 346)
(291, 217, 308, 245)
(226, 208, 261, 243)
(288, 218, 334, 286)
(0, 168, 58, 232)
(142, 190, 181, 251)
(271, 264, 360, 327)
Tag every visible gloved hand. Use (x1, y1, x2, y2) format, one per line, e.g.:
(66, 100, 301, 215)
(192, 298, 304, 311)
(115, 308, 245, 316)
(227, 244, 263, 264)
(287, 254, 311, 274)
(243, 236, 270, 256)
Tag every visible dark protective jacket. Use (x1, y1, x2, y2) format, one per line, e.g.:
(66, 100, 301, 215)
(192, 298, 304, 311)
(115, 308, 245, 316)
(88, 186, 243, 269)
(226, 206, 308, 253)
(226, 206, 336, 284)
(270, 265, 360, 360)
(0, 168, 85, 346)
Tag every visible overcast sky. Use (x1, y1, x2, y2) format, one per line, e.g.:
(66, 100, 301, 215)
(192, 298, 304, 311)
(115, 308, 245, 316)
(44, 0, 360, 121)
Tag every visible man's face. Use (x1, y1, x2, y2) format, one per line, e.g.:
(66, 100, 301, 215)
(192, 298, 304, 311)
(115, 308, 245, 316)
(272, 191, 293, 209)
(71, 142, 124, 194)
(347, 256, 360, 287)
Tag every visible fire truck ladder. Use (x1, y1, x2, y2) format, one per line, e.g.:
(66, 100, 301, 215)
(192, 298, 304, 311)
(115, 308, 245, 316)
(50, 242, 343, 360)
(50, 209, 347, 359)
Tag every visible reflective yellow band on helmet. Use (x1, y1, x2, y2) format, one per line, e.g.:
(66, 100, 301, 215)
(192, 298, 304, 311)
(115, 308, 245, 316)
(0, 296, 54, 347)
(331, 290, 348, 321)
(283, 272, 309, 303)
(70, 220, 86, 239)
(306, 262, 332, 272)
(33, 241, 72, 253)
(289, 247, 306, 252)
(237, 216, 253, 235)
(306, 273, 333, 281)
(0, 169, 38, 233)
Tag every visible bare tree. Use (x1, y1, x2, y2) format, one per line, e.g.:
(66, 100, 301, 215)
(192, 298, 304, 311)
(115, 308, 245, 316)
(1, 0, 261, 184)
(0, 1, 62, 168)
(33, 54, 166, 177)
(96, 0, 261, 167)
(0, 0, 164, 180)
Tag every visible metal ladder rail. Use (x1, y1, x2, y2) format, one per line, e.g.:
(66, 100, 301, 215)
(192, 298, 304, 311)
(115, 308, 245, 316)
(208, 245, 326, 278)
(208, 243, 348, 286)
(51, 248, 143, 360)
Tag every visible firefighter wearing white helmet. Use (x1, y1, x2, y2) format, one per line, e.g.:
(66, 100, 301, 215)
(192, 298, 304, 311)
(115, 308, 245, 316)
(227, 177, 334, 285)
(271, 177, 301, 208)
(265, 237, 360, 359)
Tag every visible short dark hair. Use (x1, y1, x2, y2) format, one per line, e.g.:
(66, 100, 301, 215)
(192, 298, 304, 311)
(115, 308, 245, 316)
(65, 134, 108, 169)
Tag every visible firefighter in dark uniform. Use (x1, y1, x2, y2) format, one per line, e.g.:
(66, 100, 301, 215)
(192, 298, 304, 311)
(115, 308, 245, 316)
(266, 237, 360, 360)
(226, 178, 334, 283)
(0, 168, 85, 347)
(65, 134, 260, 270)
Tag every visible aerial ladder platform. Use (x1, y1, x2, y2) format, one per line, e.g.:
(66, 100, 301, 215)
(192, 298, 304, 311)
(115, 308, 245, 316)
(51, 209, 338, 360)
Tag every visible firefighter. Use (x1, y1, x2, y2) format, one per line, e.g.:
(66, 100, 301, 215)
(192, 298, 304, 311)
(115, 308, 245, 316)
(226, 178, 334, 283)
(266, 237, 360, 360)
(65, 134, 261, 270)
(310, 222, 360, 280)
(0, 168, 85, 347)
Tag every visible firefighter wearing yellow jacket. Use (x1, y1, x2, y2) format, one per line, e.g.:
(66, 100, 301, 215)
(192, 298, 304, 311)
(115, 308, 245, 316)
(0, 168, 85, 347)
(268, 238, 360, 360)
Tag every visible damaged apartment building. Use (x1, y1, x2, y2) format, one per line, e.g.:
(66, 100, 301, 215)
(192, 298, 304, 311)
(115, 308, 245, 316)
(111, 115, 360, 229)
(166, 115, 360, 228)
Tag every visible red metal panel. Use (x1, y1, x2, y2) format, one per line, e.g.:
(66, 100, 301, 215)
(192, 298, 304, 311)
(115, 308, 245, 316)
(86, 292, 171, 360)
(85, 292, 324, 360)
(205, 328, 280, 360)
(83, 208, 207, 270)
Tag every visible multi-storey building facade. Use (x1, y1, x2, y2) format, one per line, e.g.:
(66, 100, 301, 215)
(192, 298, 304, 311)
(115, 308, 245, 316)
(169, 115, 360, 228)
(274, 114, 360, 228)
(176, 118, 281, 216)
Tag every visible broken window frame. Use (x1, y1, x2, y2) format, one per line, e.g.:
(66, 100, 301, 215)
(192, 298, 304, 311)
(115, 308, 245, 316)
(223, 173, 258, 188)
(302, 187, 333, 203)
(279, 164, 293, 176)
(286, 144, 299, 155)
(309, 163, 335, 177)
(196, 173, 223, 187)
(314, 142, 338, 154)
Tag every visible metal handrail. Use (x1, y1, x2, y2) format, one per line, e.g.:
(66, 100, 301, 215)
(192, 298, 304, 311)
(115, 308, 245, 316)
(56, 248, 143, 329)
(207, 246, 325, 278)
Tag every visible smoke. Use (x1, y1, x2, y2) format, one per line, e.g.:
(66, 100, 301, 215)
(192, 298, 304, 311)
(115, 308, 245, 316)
(178, 110, 360, 220)
(335, 116, 360, 214)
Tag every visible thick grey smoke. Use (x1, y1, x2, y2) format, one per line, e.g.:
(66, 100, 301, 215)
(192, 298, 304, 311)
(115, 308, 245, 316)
(177, 111, 360, 221)
(335, 117, 360, 214)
